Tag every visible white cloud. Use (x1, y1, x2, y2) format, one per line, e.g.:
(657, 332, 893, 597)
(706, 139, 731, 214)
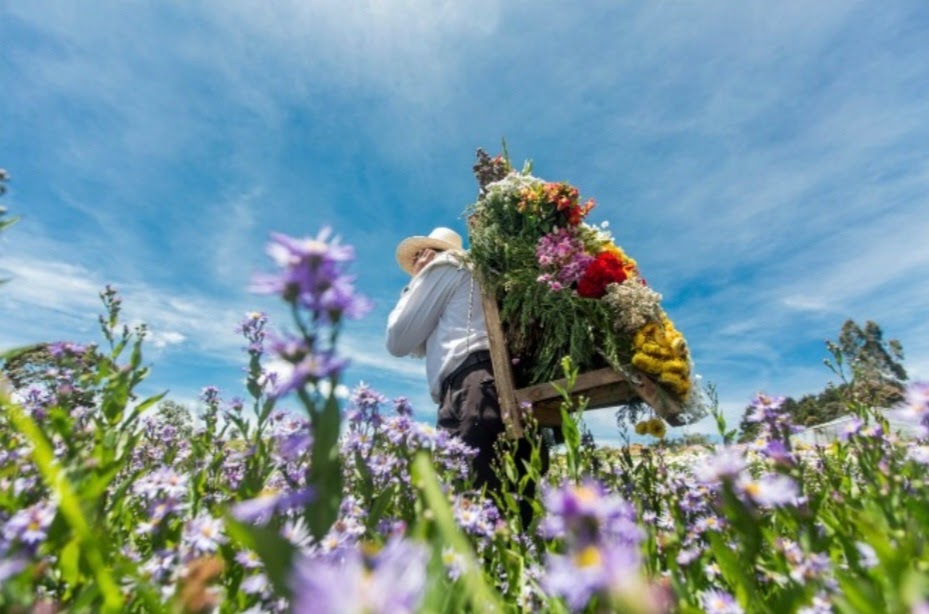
(147, 330, 187, 348)
(0, 257, 103, 313)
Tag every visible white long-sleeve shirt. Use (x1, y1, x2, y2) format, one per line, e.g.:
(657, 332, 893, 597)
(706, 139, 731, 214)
(386, 252, 490, 402)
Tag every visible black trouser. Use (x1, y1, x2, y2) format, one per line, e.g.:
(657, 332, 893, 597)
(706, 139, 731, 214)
(438, 351, 548, 527)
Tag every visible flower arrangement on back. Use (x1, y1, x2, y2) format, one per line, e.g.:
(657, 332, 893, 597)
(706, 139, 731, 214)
(466, 148, 701, 424)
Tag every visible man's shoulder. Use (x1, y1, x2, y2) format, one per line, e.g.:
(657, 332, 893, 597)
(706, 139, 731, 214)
(423, 251, 469, 274)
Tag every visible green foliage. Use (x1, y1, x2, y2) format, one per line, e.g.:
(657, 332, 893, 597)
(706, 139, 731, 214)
(0, 167, 17, 287)
(468, 180, 626, 388)
(833, 319, 907, 407)
(2, 343, 99, 407)
(739, 319, 909, 441)
(154, 399, 195, 439)
(1, 288, 162, 612)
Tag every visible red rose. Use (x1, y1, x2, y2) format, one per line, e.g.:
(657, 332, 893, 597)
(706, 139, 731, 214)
(577, 252, 628, 298)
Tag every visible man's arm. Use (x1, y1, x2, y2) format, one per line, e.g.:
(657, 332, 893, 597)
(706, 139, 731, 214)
(385, 263, 463, 357)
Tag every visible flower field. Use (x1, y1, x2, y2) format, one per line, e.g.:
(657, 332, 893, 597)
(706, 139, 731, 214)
(2, 226, 929, 613)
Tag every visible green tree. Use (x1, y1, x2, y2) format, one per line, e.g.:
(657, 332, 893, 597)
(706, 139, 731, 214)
(155, 399, 195, 439)
(833, 319, 907, 407)
(0, 343, 99, 408)
(1, 167, 18, 283)
(737, 319, 908, 441)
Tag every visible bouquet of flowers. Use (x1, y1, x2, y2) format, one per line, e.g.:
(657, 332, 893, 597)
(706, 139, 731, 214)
(466, 149, 704, 424)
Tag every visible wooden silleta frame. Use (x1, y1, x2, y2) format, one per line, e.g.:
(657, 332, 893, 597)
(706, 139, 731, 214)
(478, 284, 684, 439)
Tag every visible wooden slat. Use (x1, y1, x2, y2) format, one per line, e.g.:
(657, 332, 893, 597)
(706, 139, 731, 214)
(515, 367, 628, 404)
(525, 380, 639, 426)
(479, 288, 524, 438)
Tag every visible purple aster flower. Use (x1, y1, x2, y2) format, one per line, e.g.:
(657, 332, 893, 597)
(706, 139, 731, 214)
(692, 515, 727, 535)
(383, 414, 414, 447)
(237, 311, 269, 354)
(290, 537, 429, 614)
(840, 416, 865, 441)
(907, 445, 929, 466)
(241, 572, 270, 596)
(393, 396, 414, 417)
(756, 438, 796, 467)
(540, 480, 643, 548)
(251, 228, 372, 323)
(779, 539, 832, 583)
(432, 432, 477, 481)
(543, 542, 644, 612)
(316, 516, 366, 557)
(200, 385, 221, 406)
(235, 549, 264, 570)
(183, 515, 227, 554)
(855, 542, 878, 569)
(367, 452, 399, 486)
(798, 592, 834, 614)
(693, 448, 747, 484)
(736, 473, 800, 507)
(134, 467, 189, 500)
(452, 495, 501, 542)
(3, 501, 56, 549)
(678, 485, 711, 515)
(268, 335, 348, 397)
(676, 546, 702, 566)
(898, 381, 929, 435)
(47, 341, 89, 358)
(863, 423, 885, 439)
(135, 498, 183, 535)
(141, 548, 177, 583)
(21, 386, 52, 419)
(317, 274, 374, 321)
(745, 393, 786, 423)
(441, 547, 468, 581)
(0, 555, 27, 582)
(231, 488, 315, 525)
(702, 589, 743, 614)
(346, 383, 388, 423)
(281, 517, 313, 549)
(276, 430, 312, 461)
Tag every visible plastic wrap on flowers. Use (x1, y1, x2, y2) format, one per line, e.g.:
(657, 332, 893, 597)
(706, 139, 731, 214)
(466, 149, 705, 425)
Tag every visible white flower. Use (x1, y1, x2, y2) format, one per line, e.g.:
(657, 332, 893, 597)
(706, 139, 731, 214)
(603, 280, 663, 333)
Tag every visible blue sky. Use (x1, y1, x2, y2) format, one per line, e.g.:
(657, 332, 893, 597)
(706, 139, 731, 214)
(2, 1, 927, 445)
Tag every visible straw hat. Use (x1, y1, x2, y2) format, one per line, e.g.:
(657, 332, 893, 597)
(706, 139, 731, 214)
(395, 227, 464, 275)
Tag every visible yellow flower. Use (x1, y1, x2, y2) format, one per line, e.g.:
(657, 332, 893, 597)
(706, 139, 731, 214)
(632, 353, 663, 374)
(662, 359, 689, 374)
(634, 322, 660, 347)
(641, 341, 672, 358)
(658, 371, 690, 397)
(634, 421, 648, 435)
(633, 314, 692, 400)
(646, 418, 667, 439)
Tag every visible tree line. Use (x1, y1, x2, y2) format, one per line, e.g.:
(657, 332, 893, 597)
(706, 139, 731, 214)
(738, 319, 908, 441)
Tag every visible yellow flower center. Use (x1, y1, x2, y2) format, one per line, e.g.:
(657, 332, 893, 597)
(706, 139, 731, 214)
(574, 546, 603, 569)
(575, 485, 598, 504)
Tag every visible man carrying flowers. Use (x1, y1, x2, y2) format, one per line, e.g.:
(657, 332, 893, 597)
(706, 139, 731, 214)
(386, 226, 543, 526)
